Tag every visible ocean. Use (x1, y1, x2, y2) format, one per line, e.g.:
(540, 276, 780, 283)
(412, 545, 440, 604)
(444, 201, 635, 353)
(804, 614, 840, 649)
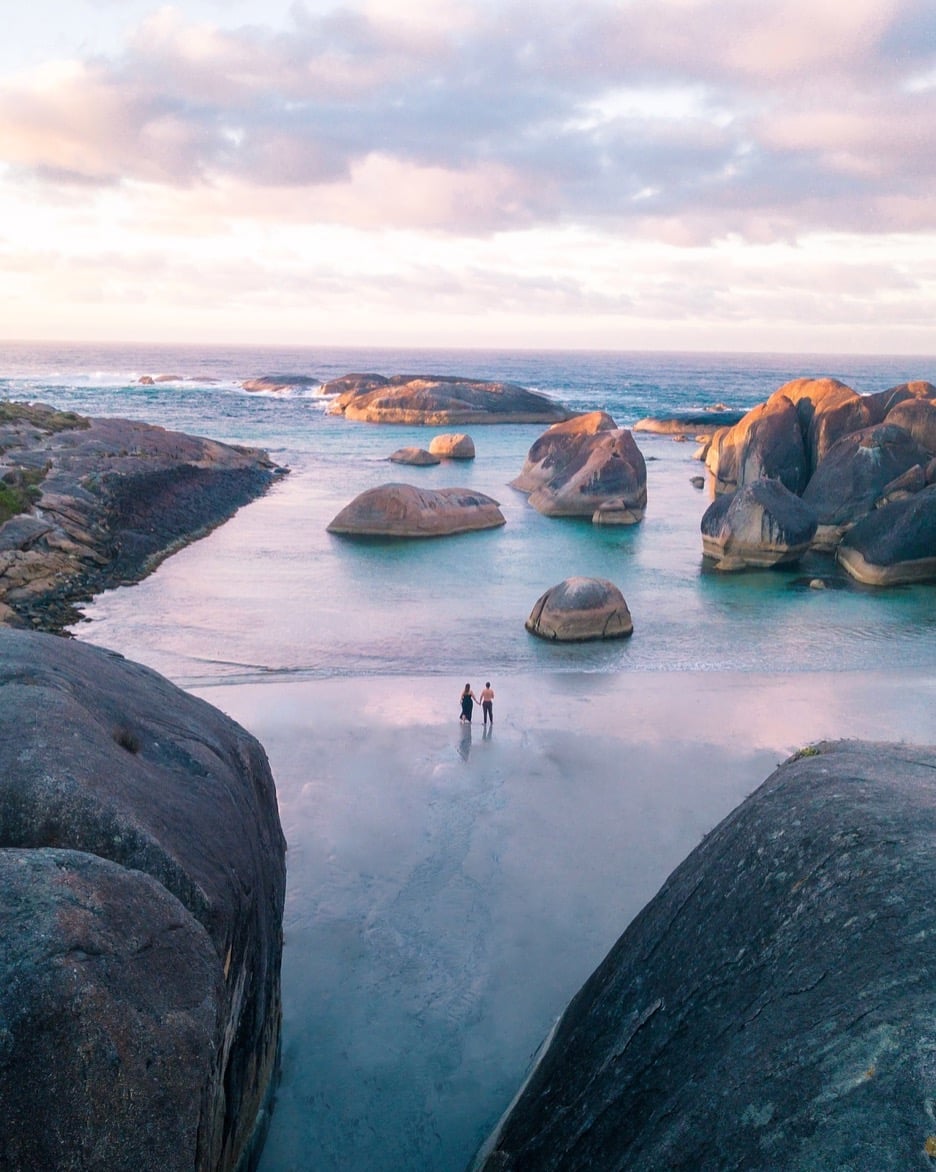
(2, 340, 935, 682)
(3, 340, 936, 1170)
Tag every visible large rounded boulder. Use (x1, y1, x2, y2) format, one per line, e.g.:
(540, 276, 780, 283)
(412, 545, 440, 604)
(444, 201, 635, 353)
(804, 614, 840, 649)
(0, 630, 286, 1172)
(884, 398, 936, 455)
(325, 374, 570, 424)
(701, 477, 818, 570)
(428, 433, 476, 459)
(327, 482, 505, 537)
(525, 577, 633, 641)
(475, 740, 936, 1172)
(801, 422, 933, 548)
(837, 484, 936, 585)
(704, 395, 808, 495)
(513, 413, 647, 521)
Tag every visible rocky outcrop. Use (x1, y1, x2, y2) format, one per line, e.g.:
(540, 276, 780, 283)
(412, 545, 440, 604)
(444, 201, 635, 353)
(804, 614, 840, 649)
(525, 577, 633, 641)
(475, 740, 936, 1172)
(633, 408, 744, 436)
(837, 484, 936, 585)
(801, 422, 932, 548)
(701, 478, 818, 570)
(242, 375, 320, 394)
(0, 402, 282, 632)
(695, 376, 936, 569)
(512, 413, 647, 521)
(325, 374, 570, 424)
(0, 629, 286, 1172)
(428, 433, 476, 459)
(327, 483, 505, 537)
(704, 395, 808, 495)
(389, 447, 440, 466)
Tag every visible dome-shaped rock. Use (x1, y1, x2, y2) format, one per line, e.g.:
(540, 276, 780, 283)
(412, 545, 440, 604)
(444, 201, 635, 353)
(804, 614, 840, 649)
(525, 577, 633, 641)
(837, 483, 936, 585)
(428, 433, 475, 459)
(327, 483, 505, 537)
(513, 413, 647, 521)
(701, 478, 818, 570)
(389, 447, 440, 466)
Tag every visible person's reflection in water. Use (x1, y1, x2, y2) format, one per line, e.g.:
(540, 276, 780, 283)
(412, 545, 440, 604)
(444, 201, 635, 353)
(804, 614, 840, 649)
(458, 720, 472, 761)
(482, 723, 492, 741)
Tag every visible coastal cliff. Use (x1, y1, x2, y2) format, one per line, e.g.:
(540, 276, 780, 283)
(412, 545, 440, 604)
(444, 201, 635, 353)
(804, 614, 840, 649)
(0, 402, 283, 632)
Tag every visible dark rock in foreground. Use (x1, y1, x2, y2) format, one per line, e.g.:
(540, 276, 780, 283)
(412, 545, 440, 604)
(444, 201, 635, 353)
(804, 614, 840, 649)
(0, 630, 287, 1171)
(324, 373, 570, 424)
(475, 740, 936, 1172)
(0, 402, 282, 631)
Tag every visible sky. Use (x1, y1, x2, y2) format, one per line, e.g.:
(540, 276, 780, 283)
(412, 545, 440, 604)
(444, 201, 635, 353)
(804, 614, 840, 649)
(1, 0, 935, 353)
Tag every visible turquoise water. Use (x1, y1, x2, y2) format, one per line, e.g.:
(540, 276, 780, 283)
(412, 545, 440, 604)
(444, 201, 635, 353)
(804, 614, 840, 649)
(1, 340, 934, 681)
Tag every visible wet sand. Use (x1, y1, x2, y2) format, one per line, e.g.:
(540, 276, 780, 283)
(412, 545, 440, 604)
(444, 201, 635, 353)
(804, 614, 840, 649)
(195, 668, 935, 1172)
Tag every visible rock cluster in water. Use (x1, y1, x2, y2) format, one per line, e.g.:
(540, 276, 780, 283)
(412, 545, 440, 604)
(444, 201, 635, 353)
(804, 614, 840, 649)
(512, 412, 647, 522)
(324, 373, 570, 424)
(475, 740, 936, 1171)
(0, 402, 282, 632)
(0, 630, 286, 1172)
(327, 482, 505, 537)
(699, 378, 936, 581)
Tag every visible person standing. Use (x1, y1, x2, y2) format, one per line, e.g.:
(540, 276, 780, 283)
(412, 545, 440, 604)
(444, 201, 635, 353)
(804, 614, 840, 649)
(460, 683, 478, 723)
(480, 681, 494, 726)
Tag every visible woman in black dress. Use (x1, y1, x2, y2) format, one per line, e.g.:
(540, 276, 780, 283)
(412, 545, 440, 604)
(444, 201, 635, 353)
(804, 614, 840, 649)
(460, 683, 478, 722)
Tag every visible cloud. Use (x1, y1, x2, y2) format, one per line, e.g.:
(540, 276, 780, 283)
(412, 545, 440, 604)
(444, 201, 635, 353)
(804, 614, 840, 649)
(0, 0, 935, 242)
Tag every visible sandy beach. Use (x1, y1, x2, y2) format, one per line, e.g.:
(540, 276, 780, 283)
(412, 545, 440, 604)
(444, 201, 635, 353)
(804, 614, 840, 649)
(195, 667, 935, 1172)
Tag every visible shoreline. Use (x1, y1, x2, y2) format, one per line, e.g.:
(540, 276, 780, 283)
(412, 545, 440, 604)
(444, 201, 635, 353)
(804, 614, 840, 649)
(195, 666, 934, 1172)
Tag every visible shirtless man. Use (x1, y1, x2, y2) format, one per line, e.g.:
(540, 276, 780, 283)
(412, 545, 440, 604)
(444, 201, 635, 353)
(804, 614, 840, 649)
(479, 682, 494, 726)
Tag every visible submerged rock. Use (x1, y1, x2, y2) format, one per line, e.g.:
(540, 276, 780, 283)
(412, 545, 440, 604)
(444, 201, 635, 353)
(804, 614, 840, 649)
(475, 740, 936, 1172)
(701, 478, 818, 570)
(327, 482, 505, 537)
(633, 409, 745, 435)
(0, 630, 286, 1172)
(242, 374, 320, 394)
(525, 577, 633, 641)
(389, 447, 440, 466)
(325, 374, 570, 424)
